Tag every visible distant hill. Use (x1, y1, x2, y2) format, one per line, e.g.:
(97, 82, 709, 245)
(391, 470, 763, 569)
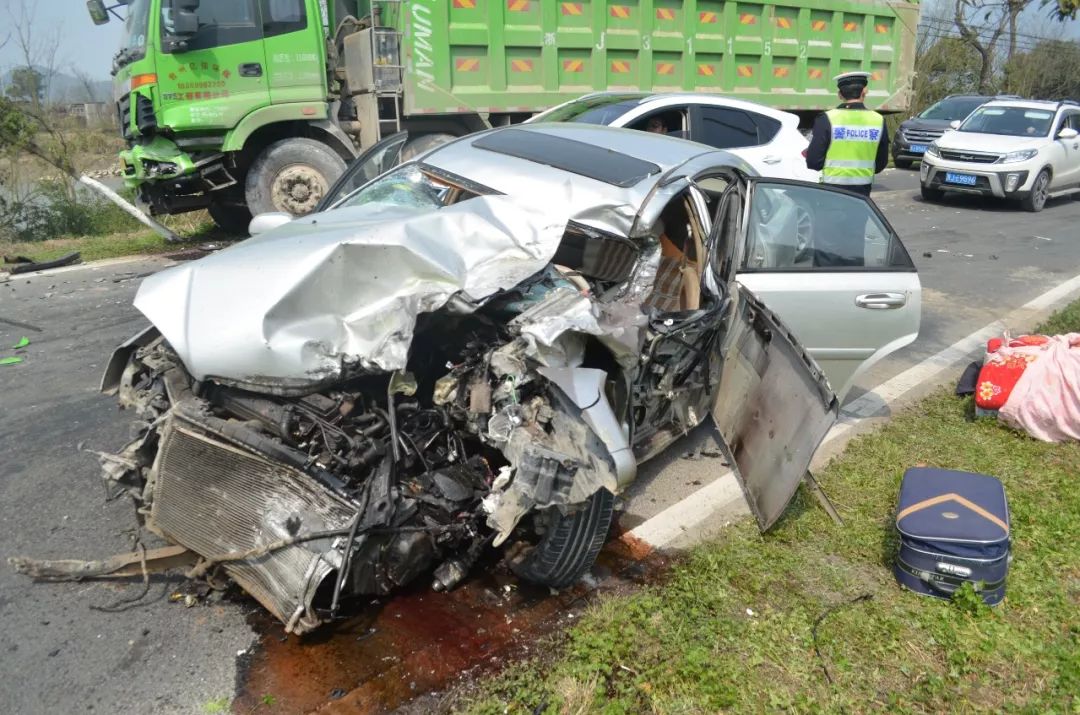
(0, 67, 112, 104)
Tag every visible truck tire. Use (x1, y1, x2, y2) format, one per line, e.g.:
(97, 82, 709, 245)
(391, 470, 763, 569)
(245, 138, 347, 217)
(513, 487, 615, 589)
(400, 133, 457, 162)
(207, 201, 252, 236)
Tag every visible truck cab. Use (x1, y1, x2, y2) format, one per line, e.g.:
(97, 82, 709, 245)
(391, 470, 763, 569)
(105, 0, 362, 231)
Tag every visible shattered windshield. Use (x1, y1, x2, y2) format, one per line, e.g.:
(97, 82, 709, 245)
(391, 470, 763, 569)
(114, 0, 153, 73)
(335, 165, 452, 211)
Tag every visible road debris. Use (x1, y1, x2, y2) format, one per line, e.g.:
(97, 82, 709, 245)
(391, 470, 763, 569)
(5, 252, 82, 275)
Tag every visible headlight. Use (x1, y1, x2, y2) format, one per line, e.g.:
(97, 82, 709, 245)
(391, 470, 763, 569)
(997, 149, 1037, 164)
(925, 143, 940, 158)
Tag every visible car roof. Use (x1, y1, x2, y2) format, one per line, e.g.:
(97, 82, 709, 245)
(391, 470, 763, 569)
(553, 91, 799, 123)
(980, 99, 1067, 112)
(421, 123, 751, 235)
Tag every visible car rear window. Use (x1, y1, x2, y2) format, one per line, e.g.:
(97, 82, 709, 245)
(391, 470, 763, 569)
(472, 128, 661, 188)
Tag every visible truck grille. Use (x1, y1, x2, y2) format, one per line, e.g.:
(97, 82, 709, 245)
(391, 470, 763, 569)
(939, 149, 1000, 164)
(150, 417, 357, 633)
(902, 128, 945, 143)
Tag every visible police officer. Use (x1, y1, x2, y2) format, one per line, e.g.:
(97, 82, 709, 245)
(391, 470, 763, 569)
(805, 71, 889, 196)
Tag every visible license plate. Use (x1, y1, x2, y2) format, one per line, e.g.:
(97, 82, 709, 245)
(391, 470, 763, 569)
(909, 144, 927, 154)
(945, 172, 978, 186)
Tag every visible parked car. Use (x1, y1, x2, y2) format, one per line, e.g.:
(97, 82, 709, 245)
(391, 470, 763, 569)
(920, 99, 1080, 211)
(97, 125, 920, 633)
(527, 92, 819, 182)
(891, 95, 1009, 168)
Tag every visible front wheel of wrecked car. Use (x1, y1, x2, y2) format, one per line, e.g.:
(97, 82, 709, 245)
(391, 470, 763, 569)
(512, 487, 615, 589)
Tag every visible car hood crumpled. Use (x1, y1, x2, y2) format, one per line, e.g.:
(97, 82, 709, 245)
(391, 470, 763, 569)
(134, 196, 571, 393)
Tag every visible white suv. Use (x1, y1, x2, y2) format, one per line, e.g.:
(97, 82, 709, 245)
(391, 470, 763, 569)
(920, 99, 1080, 212)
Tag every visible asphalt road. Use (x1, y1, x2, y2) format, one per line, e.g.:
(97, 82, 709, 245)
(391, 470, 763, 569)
(2, 181, 1080, 714)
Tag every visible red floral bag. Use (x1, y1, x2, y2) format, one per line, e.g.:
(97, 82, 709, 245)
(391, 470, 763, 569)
(975, 335, 1049, 410)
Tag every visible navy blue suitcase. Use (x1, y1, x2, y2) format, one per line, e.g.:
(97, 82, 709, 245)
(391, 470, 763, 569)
(893, 468, 1010, 605)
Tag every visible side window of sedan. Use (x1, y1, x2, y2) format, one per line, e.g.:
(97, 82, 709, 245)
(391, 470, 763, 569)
(742, 183, 913, 270)
(696, 107, 781, 148)
(746, 111, 782, 143)
(697, 107, 760, 149)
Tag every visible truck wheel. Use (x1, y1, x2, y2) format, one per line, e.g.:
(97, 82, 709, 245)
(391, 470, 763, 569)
(399, 133, 456, 162)
(920, 185, 944, 202)
(894, 158, 913, 170)
(512, 487, 615, 589)
(245, 138, 347, 217)
(207, 201, 253, 235)
(1021, 169, 1050, 213)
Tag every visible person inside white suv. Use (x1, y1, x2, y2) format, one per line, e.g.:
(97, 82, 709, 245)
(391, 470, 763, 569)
(920, 99, 1080, 212)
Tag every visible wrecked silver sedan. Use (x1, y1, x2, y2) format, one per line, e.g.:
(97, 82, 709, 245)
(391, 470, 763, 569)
(93, 125, 918, 633)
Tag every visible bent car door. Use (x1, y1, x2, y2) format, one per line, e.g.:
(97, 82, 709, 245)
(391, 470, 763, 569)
(704, 180, 839, 530)
(735, 180, 921, 400)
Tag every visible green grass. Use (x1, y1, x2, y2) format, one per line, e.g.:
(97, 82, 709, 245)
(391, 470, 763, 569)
(202, 697, 230, 714)
(0, 216, 234, 266)
(461, 303, 1080, 714)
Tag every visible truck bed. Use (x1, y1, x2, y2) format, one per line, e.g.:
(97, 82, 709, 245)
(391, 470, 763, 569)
(390, 0, 919, 116)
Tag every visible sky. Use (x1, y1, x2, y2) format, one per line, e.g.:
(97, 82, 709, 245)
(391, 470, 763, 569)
(0, 0, 123, 79)
(0, 0, 1077, 83)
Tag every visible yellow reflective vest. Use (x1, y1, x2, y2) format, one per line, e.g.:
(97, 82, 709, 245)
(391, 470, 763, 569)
(822, 108, 884, 186)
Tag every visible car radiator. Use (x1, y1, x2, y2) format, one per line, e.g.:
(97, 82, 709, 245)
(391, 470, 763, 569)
(149, 415, 357, 633)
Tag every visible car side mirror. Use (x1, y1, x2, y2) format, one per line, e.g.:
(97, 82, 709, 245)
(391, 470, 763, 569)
(86, 0, 109, 25)
(948, 120, 961, 130)
(248, 212, 293, 236)
(1057, 127, 1079, 140)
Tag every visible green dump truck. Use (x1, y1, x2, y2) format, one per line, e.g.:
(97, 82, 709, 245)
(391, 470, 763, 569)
(90, 0, 919, 230)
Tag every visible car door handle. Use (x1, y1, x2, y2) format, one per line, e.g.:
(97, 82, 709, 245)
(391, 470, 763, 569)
(762, 155, 782, 164)
(239, 63, 263, 78)
(855, 292, 907, 310)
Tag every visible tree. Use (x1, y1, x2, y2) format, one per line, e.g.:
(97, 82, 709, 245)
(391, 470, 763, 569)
(1005, 0, 1037, 60)
(954, 0, 1010, 92)
(5, 66, 45, 105)
(1003, 39, 1080, 97)
(70, 66, 103, 103)
(914, 37, 985, 111)
(1045, 0, 1079, 20)
(7, 0, 63, 110)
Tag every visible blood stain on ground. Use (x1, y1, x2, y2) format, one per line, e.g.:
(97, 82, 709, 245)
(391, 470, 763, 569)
(233, 526, 667, 714)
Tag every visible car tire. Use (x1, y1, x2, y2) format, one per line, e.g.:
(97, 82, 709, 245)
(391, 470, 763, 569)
(399, 133, 456, 163)
(207, 199, 252, 235)
(1021, 169, 1051, 212)
(894, 158, 913, 170)
(921, 185, 944, 202)
(245, 138, 347, 217)
(513, 487, 615, 589)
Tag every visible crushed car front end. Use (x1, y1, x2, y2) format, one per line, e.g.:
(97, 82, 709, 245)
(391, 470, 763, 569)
(96, 194, 646, 633)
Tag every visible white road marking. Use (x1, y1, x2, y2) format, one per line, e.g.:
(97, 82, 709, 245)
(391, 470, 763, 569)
(626, 269, 1080, 550)
(1035, 235, 1054, 241)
